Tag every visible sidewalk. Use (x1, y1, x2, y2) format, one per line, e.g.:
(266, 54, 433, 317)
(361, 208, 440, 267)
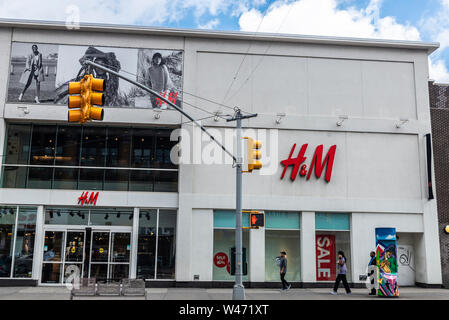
(0, 286, 447, 300)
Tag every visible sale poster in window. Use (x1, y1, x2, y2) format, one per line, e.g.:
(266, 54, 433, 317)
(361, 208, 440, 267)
(316, 234, 336, 281)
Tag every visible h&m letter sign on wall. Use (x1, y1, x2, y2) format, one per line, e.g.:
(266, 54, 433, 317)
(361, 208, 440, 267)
(78, 191, 99, 206)
(280, 144, 337, 182)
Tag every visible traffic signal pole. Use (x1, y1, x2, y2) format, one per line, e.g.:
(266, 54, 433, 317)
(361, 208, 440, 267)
(227, 110, 257, 300)
(234, 111, 244, 300)
(83, 60, 258, 300)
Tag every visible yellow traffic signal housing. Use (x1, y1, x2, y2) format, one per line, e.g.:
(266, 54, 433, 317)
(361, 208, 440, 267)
(242, 210, 265, 229)
(68, 74, 105, 123)
(243, 137, 262, 172)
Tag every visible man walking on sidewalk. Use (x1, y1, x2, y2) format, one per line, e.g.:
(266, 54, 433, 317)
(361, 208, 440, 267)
(368, 251, 377, 295)
(280, 251, 291, 291)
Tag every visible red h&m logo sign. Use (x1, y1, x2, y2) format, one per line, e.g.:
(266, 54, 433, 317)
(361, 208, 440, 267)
(280, 144, 337, 182)
(78, 191, 99, 206)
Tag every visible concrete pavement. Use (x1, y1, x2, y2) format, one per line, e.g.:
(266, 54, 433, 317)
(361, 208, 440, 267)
(0, 286, 447, 300)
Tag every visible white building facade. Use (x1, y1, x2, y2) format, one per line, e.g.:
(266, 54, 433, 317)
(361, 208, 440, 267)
(0, 20, 442, 287)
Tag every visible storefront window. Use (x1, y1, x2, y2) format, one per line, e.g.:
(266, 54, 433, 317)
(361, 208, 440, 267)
(213, 229, 249, 281)
(137, 209, 157, 279)
(81, 127, 106, 167)
(132, 129, 155, 168)
(0, 207, 38, 279)
(154, 131, 177, 169)
(265, 230, 300, 282)
(2, 124, 178, 192)
(30, 125, 56, 166)
(106, 127, 131, 167)
(2, 166, 27, 188)
(129, 170, 154, 192)
(13, 207, 37, 278)
(213, 210, 250, 281)
(55, 126, 81, 166)
(27, 167, 53, 189)
(0, 206, 16, 278)
(2, 124, 31, 188)
(264, 211, 301, 282)
(104, 169, 129, 191)
(53, 168, 78, 189)
(137, 209, 177, 280)
(315, 213, 351, 282)
(4, 124, 31, 165)
(157, 210, 176, 279)
(153, 171, 178, 192)
(79, 168, 104, 190)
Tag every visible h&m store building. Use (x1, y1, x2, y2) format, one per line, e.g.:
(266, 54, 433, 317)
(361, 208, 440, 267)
(0, 20, 443, 287)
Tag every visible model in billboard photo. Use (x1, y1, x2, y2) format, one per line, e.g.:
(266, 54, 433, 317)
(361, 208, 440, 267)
(18, 44, 44, 104)
(147, 52, 172, 110)
(137, 49, 183, 109)
(8, 42, 58, 103)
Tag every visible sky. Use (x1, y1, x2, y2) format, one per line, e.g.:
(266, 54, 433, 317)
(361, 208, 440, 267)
(1, 0, 449, 82)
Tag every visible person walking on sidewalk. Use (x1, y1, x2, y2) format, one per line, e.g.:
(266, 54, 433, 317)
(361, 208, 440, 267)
(279, 251, 291, 291)
(368, 251, 377, 295)
(331, 251, 351, 295)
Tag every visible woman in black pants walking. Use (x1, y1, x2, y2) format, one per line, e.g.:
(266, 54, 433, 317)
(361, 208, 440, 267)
(331, 251, 351, 295)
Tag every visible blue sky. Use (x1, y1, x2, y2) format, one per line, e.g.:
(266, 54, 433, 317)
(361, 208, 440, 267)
(1, 0, 449, 82)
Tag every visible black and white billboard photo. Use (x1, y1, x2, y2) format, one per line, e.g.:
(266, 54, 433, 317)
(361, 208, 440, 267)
(8, 42, 59, 104)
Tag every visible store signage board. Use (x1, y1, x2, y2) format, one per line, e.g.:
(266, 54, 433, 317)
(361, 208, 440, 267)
(316, 235, 336, 281)
(280, 144, 337, 182)
(214, 252, 228, 268)
(78, 191, 99, 206)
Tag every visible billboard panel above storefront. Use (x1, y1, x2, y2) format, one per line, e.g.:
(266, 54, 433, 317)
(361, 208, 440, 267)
(7, 42, 183, 110)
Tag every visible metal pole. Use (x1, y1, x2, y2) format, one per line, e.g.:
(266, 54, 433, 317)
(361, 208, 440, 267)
(232, 110, 245, 300)
(84, 60, 236, 163)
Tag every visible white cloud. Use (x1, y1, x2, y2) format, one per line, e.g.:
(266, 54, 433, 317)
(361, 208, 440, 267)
(0, 0, 234, 25)
(239, 0, 419, 40)
(429, 58, 449, 83)
(198, 18, 220, 30)
(239, 0, 449, 82)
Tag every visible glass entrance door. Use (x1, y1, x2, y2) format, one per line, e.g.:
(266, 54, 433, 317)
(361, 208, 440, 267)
(64, 231, 85, 282)
(41, 229, 86, 284)
(41, 228, 131, 284)
(41, 231, 64, 284)
(89, 231, 131, 281)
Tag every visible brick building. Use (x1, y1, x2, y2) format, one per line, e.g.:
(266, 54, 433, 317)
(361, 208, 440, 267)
(429, 80, 449, 288)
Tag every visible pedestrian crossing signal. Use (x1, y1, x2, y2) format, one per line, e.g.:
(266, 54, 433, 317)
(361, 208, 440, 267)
(250, 212, 265, 228)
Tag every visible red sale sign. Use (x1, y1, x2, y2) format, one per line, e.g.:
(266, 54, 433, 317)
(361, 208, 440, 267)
(316, 235, 336, 281)
(214, 252, 228, 268)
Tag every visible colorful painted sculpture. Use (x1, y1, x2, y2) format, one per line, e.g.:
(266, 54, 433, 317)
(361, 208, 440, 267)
(375, 228, 399, 297)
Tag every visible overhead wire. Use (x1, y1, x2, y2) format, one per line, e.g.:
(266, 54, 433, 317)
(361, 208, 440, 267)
(224, 3, 294, 103)
(220, 1, 274, 106)
(89, 62, 246, 119)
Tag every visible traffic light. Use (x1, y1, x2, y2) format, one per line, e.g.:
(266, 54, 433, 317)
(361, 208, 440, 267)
(230, 247, 247, 276)
(68, 74, 105, 123)
(250, 211, 265, 228)
(244, 137, 262, 172)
